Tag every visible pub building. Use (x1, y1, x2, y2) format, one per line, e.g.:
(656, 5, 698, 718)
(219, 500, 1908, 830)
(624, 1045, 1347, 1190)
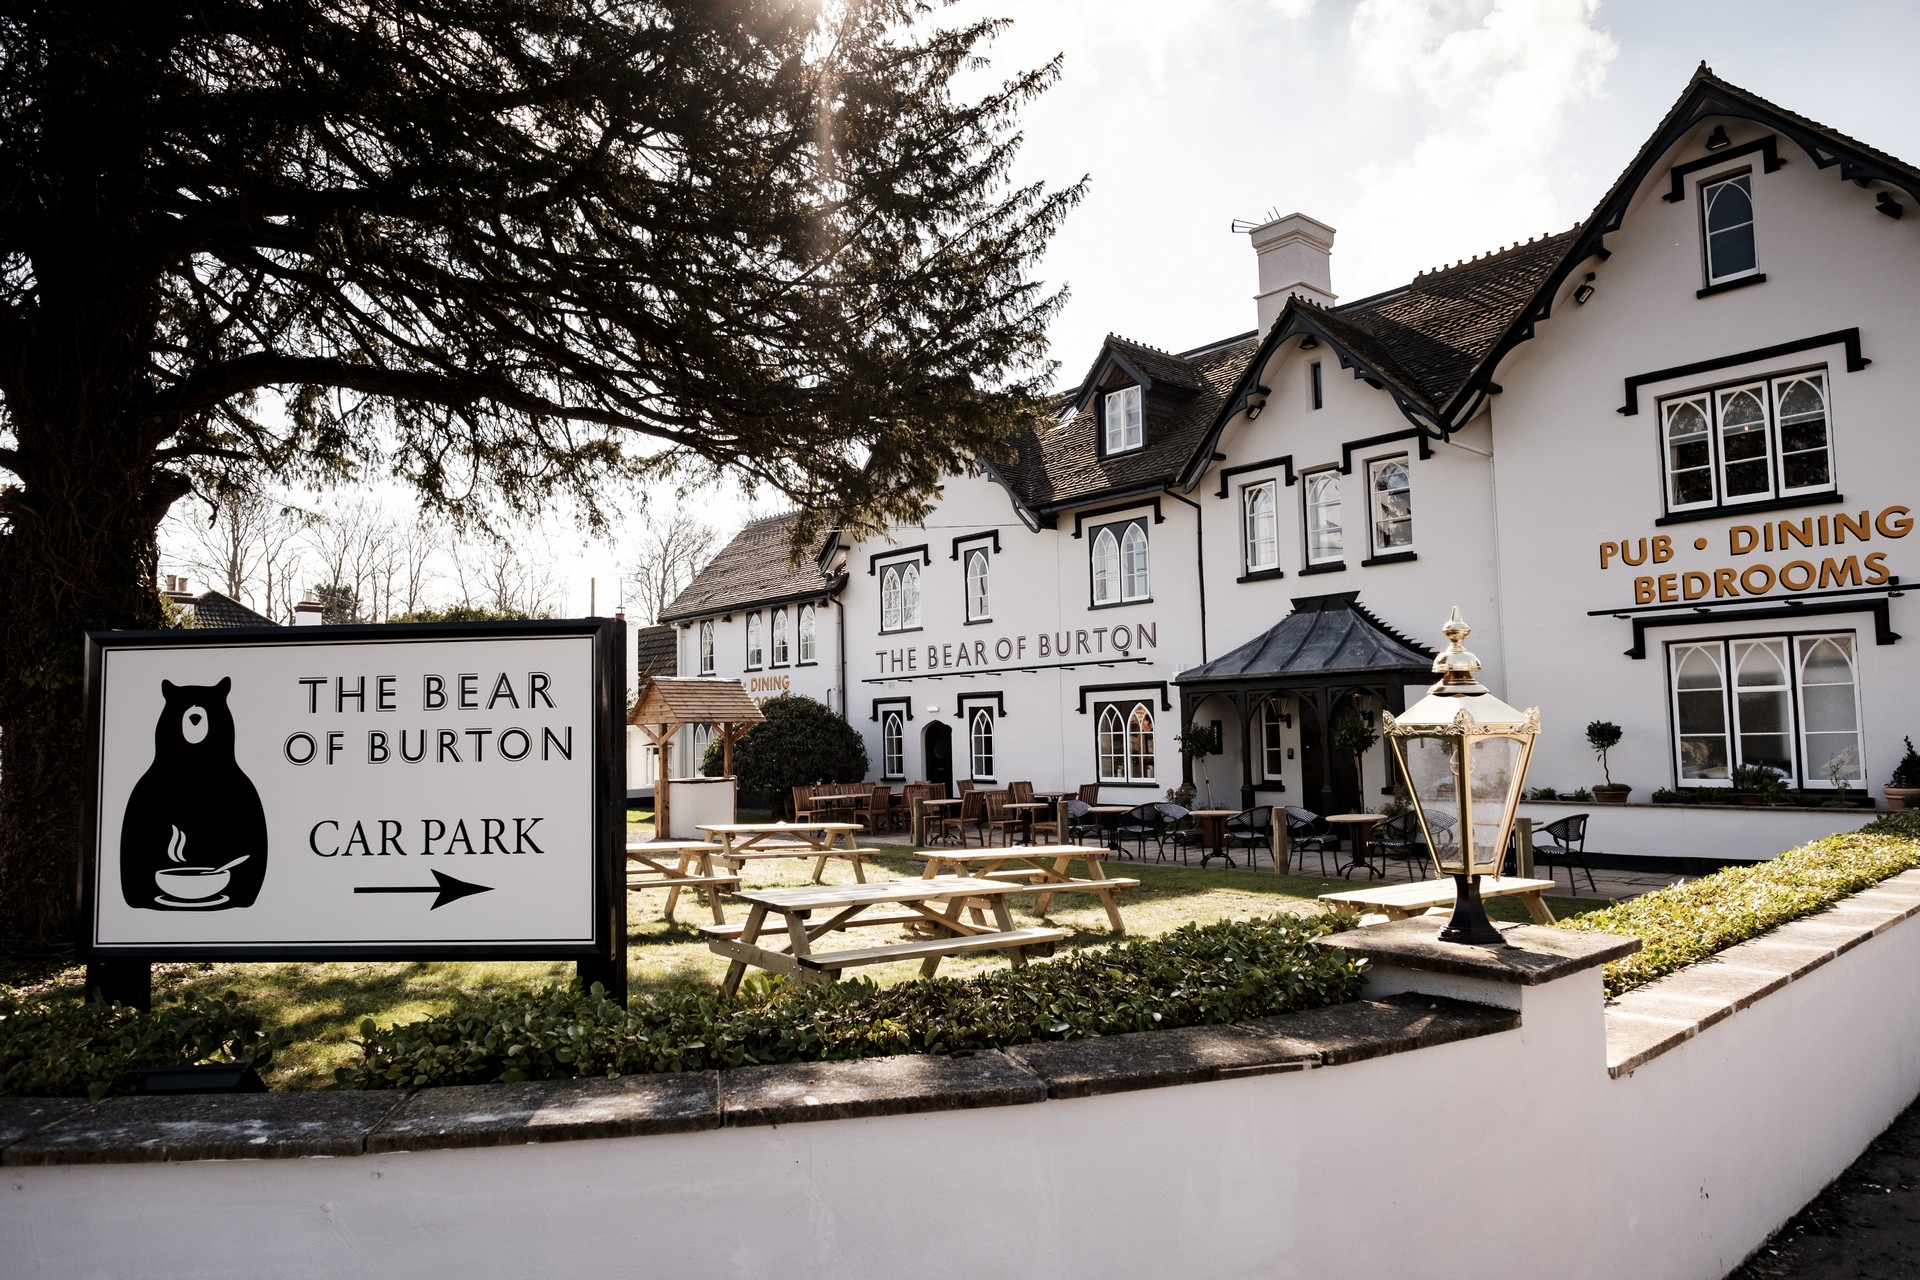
(658, 68, 1920, 863)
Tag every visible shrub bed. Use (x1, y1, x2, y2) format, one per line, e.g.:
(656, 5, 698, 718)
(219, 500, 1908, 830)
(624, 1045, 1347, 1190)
(0, 991, 284, 1099)
(1559, 813, 1920, 998)
(337, 914, 1363, 1090)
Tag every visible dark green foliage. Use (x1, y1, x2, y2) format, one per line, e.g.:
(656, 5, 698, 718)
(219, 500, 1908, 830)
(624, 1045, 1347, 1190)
(1889, 737, 1920, 790)
(1330, 710, 1377, 756)
(0, 0, 1078, 946)
(705, 695, 868, 813)
(0, 991, 285, 1099)
(335, 914, 1365, 1090)
(1561, 816, 1920, 997)
(386, 605, 553, 623)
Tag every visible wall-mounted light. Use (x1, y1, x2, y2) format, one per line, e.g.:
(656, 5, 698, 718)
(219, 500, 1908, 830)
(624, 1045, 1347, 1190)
(1573, 271, 1597, 304)
(1705, 124, 1731, 150)
(1299, 336, 1319, 349)
(1878, 192, 1904, 220)
(1245, 395, 1268, 420)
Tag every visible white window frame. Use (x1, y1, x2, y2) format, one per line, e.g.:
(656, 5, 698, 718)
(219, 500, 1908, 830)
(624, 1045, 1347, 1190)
(770, 608, 790, 666)
(1260, 698, 1287, 780)
(1303, 469, 1343, 566)
(1665, 631, 1864, 789)
(698, 620, 715, 675)
(879, 560, 921, 633)
(881, 710, 905, 780)
(1702, 172, 1759, 287)
(1656, 368, 1835, 514)
(964, 548, 991, 622)
(1104, 385, 1143, 454)
(1243, 480, 1279, 573)
(1090, 518, 1149, 606)
(1095, 699, 1156, 784)
(744, 612, 764, 669)
(1366, 455, 1413, 556)
(797, 604, 817, 664)
(969, 707, 995, 780)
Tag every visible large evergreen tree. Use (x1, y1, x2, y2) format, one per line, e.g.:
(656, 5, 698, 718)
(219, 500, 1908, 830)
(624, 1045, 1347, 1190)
(0, 0, 1076, 943)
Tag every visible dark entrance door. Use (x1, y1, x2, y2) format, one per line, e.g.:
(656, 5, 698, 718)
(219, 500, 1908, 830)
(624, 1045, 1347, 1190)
(1300, 704, 1361, 816)
(923, 722, 954, 797)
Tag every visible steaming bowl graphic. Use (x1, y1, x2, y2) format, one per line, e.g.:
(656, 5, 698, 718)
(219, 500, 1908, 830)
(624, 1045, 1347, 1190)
(154, 859, 245, 901)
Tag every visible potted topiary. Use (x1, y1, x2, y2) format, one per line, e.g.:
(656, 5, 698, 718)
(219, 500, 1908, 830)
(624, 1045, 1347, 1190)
(1586, 720, 1631, 803)
(1176, 722, 1223, 808)
(1885, 737, 1920, 810)
(1732, 763, 1788, 806)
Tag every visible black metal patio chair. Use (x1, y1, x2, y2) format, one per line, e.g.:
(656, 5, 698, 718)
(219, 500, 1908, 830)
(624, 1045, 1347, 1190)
(1109, 803, 1165, 860)
(1213, 806, 1273, 870)
(1284, 807, 1340, 875)
(1532, 813, 1595, 894)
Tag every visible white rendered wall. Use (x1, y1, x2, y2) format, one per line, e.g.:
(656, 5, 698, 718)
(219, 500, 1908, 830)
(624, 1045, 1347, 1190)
(17, 902, 1920, 1280)
(1519, 797, 1873, 862)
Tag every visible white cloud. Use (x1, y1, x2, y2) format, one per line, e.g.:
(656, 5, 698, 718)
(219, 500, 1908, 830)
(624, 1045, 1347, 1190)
(1337, 0, 1617, 294)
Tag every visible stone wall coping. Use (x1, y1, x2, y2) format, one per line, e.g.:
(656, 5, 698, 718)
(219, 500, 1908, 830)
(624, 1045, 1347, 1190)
(1310, 918, 1642, 984)
(1604, 867, 1920, 1078)
(0, 993, 1516, 1167)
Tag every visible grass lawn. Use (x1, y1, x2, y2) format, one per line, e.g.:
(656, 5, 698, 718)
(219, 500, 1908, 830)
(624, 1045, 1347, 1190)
(11, 841, 1602, 1090)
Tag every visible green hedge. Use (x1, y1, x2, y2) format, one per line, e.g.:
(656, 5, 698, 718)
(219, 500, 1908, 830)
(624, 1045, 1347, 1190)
(0, 991, 285, 1099)
(1559, 813, 1920, 998)
(337, 913, 1364, 1090)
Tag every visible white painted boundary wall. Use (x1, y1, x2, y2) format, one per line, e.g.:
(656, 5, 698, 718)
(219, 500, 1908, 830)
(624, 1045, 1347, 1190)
(1520, 797, 1873, 862)
(13, 901, 1920, 1280)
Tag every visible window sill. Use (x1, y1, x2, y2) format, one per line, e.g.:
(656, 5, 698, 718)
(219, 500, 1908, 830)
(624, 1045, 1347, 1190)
(963, 616, 994, 627)
(1697, 273, 1766, 298)
(1360, 550, 1418, 568)
(1297, 562, 1347, 577)
(1236, 568, 1286, 584)
(879, 626, 924, 636)
(1089, 598, 1153, 610)
(796, 660, 818, 667)
(1655, 491, 1842, 526)
(1096, 781, 1163, 790)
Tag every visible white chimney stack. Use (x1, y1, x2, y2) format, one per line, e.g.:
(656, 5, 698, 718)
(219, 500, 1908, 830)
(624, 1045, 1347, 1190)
(1249, 212, 1337, 332)
(293, 593, 325, 626)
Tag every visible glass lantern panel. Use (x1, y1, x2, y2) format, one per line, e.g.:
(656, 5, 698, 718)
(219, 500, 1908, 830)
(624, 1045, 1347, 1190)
(1466, 735, 1526, 876)
(1400, 736, 1465, 873)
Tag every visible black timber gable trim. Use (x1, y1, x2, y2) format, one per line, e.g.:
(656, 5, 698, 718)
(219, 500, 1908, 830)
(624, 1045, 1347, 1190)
(953, 691, 1008, 721)
(867, 545, 931, 575)
(1439, 68, 1920, 437)
(869, 696, 914, 723)
(1075, 681, 1172, 714)
(1339, 430, 1433, 474)
(1617, 328, 1869, 415)
(1071, 497, 1164, 538)
(1215, 455, 1296, 498)
(1662, 136, 1786, 201)
(950, 530, 1001, 560)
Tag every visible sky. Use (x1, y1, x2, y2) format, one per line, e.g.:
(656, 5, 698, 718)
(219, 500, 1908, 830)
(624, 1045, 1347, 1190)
(159, 0, 1920, 619)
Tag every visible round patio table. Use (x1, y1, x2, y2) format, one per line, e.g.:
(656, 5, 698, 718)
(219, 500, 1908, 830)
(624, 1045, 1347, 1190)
(1324, 813, 1386, 880)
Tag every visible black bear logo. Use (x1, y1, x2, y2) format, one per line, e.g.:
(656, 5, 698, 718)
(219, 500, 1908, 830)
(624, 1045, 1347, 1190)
(120, 678, 268, 911)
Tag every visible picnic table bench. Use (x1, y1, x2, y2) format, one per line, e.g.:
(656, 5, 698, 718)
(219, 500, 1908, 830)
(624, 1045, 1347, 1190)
(1317, 875, 1559, 926)
(696, 821, 871, 884)
(623, 839, 741, 923)
(914, 844, 1139, 935)
(702, 877, 1067, 996)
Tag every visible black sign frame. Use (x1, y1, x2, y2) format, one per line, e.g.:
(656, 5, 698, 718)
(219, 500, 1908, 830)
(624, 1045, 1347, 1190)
(77, 618, 626, 996)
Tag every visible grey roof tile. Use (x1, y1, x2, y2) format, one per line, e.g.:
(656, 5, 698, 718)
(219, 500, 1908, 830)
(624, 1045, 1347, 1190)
(1177, 591, 1436, 684)
(658, 513, 837, 622)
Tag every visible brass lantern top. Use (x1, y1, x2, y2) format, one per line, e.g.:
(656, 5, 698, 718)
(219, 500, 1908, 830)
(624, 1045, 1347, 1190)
(1385, 606, 1539, 739)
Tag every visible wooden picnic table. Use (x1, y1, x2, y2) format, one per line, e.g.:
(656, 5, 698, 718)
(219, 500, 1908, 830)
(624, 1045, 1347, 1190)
(696, 822, 871, 885)
(914, 843, 1138, 934)
(624, 839, 741, 924)
(703, 876, 1068, 995)
(1318, 875, 1558, 926)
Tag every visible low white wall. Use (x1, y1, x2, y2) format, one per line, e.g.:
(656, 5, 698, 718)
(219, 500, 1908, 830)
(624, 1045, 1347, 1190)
(664, 775, 735, 838)
(1520, 797, 1873, 862)
(13, 895, 1920, 1280)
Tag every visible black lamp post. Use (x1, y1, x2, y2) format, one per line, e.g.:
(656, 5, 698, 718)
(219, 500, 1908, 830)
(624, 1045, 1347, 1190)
(1384, 607, 1540, 946)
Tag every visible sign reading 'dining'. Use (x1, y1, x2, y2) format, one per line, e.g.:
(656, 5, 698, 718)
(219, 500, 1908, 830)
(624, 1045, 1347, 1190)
(82, 620, 621, 960)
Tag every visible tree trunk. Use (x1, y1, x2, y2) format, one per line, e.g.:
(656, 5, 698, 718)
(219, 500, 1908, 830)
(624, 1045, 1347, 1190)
(0, 268, 180, 946)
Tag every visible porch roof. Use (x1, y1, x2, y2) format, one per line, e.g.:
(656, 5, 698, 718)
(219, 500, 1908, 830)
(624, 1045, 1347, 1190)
(1176, 592, 1436, 686)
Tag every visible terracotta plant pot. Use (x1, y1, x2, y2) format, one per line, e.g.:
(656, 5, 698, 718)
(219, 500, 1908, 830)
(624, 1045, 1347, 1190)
(1593, 787, 1630, 805)
(1884, 788, 1920, 811)
(1737, 793, 1768, 806)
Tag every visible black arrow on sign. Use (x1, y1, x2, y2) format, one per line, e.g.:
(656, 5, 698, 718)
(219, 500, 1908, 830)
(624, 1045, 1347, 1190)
(354, 870, 495, 910)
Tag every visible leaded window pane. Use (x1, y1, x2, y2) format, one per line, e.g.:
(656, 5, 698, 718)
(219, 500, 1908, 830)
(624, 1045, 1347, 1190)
(900, 563, 921, 627)
(1097, 705, 1126, 781)
(1370, 458, 1412, 551)
(1127, 702, 1156, 781)
(771, 611, 789, 665)
(1244, 483, 1278, 571)
(1673, 643, 1730, 780)
(1717, 386, 1772, 499)
(1305, 471, 1342, 563)
(1704, 175, 1757, 281)
(1733, 638, 1793, 778)
(1092, 529, 1119, 605)
(1797, 635, 1862, 784)
(746, 614, 764, 667)
(882, 711, 904, 778)
(699, 621, 715, 674)
(1774, 374, 1832, 493)
(881, 568, 902, 631)
(1121, 523, 1150, 600)
(798, 606, 816, 662)
(966, 549, 990, 620)
(1665, 398, 1714, 507)
(971, 709, 994, 779)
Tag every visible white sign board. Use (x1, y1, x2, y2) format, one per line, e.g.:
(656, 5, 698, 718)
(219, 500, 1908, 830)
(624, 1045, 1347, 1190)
(81, 621, 621, 959)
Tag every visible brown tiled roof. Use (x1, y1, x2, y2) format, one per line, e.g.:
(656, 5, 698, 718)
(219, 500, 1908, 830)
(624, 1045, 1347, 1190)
(995, 334, 1260, 512)
(629, 677, 765, 729)
(191, 590, 277, 629)
(634, 624, 677, 682)
(658, 512, 837, 621)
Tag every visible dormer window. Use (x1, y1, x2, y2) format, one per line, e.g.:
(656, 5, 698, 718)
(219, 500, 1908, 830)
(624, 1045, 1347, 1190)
(1103, 385, 1143, 454)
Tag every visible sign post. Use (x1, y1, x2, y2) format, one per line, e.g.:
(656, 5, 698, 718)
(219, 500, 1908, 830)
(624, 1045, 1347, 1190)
(79, 618, 626, 1006)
